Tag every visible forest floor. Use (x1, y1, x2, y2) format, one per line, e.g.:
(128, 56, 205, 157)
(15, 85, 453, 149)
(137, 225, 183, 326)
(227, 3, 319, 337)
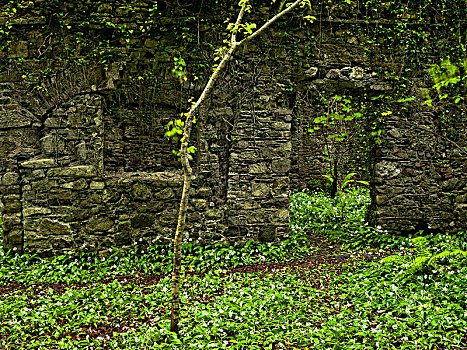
(1, 235, 466, 349)
(1, 188, 466, 349)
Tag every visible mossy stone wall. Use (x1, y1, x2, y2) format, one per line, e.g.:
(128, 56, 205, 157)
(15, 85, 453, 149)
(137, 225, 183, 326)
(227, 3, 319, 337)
(0, 0, 465, 255)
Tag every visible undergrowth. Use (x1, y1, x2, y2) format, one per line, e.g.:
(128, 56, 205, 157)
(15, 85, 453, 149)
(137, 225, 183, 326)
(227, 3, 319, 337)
(290, 187, 392, 249)
(0, 189, 466, 349)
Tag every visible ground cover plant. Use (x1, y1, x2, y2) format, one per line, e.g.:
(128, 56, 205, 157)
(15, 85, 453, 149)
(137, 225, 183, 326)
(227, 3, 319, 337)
(290, 187, 394, 249)
(1, 189, 466, 349)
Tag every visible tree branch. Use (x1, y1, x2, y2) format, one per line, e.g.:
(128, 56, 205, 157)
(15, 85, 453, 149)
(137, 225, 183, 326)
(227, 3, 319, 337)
(238, 0, 302, 47)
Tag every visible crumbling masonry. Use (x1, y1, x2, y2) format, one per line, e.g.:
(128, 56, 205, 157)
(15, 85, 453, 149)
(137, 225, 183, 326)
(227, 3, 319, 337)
(0, 2, 465, 256)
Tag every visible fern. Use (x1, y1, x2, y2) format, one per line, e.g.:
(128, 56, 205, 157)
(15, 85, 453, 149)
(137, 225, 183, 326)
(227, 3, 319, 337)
(428, 249, 467, 266)
(380, 235, 467, 281)
(411, 236, 430, 256)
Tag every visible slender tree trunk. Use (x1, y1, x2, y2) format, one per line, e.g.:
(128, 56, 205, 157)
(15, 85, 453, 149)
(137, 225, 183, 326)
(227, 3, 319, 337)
(330, 157, 338, 199)
(169, 11, 242, 334)
(169, 0, 305, 334)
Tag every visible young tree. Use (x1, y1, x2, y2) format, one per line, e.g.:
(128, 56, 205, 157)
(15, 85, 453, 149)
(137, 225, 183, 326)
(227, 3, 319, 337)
(168, 0, 311, 334)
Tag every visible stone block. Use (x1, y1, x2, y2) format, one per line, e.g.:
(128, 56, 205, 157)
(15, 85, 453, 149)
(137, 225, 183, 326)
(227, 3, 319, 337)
(23, 231, 51, 249)
(258, 226, 276, 242)
(3, 213, 21, 230)
(0, 111, 32, 129)
(158, 211, 178, 225)
(48, 190, 74, 205)
(271, 122, 291, 131)
(0, 185, 20, 195)
(212, 107, 234, 118)
(375, 160, 401, 178)
(2, 200, 21, 213)
(90, 181, 105, 190)
(442, 178, 461, 191)
(270, 209, 289, 224)
(249, 163, 269, 174)
(23, 207, 52, 217)
(32, 179, 57, 192)
(243, 200, 260, 210)
(349, 67, 364, 80)
(10, 41, 28, 58)
(2, 194, 20, 201)
(5, 229, 22, 245)
(48, 165, 97, 178)
(205, 209, 223, 219)
(304, 66, 318, 78)
(21, 159, 57, 169)
(115, 231, 132, 246)
(375, 195, 388, 205)
(87, 216, 114, 232)
(279, 141, 292, 152)
(44, 117, 63, 128)
(117, 220, 131, 233)
(1, 172, 20, 186)
(273, 177, 289, 194)
(226, 225, 248, 237)
(131, 214, 154, 229)
(272, 159, 291, 174)
(61, 178, 89, 190)
(227, 214, 246, 227)
(251, 182, 270, 197)
(41, 135, 65, 155)
(326, 69, 340, 79)
(76, 142, 88, 162)
(456, 204, 467, 223)
(39, 218, 72, 236)
(456, 194, 467, 203)
(153, 187, 174, 200)
(51, 236, 74, 249)
(23, 217, 39, 231)
(132, 183, 152, 200)
(192, 199, 207, 210)
(31, 170, 46, 178)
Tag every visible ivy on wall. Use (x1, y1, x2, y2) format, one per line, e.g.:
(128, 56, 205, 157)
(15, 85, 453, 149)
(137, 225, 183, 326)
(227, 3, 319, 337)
(0, 0, 465, 175)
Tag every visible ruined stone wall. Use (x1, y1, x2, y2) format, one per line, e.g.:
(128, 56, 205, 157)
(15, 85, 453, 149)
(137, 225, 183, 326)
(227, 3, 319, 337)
(369, 108, 467, 234)
(0, 0, 466, 256)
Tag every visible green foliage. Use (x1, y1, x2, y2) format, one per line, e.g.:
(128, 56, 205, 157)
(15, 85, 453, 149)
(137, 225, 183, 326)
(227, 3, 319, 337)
(164, 119, 184, 141)
(305, 177, 331, 193)
(290, 187, 390, 249)
(171, 56, 187, 84)
(322, 172, 369, 193)
(425, 57, 467, 106)
(328, 253, 467, 349)
(1, 200, 467, 348)
(1, 229, 466, 348)
(0, 233, 314, 287)
(381, 233, 467, 281)
(304, 93, 385, 196)
(308, 94, 364, 140)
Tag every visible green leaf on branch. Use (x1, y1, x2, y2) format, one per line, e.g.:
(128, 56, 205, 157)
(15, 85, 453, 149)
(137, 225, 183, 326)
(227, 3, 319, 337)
(397, 96, 416, 103)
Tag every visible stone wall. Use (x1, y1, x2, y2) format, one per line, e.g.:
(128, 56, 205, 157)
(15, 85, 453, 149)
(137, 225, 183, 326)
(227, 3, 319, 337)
(226, 108, 292, 241)
(0, 1, 466, 256)
(369, 108, 467, 234)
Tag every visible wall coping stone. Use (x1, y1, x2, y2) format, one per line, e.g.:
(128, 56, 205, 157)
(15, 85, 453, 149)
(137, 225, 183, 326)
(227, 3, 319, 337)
(21, 159, 58, 169)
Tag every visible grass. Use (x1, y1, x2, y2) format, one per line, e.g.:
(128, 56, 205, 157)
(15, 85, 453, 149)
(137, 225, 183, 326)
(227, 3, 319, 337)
(0, 188, 466, 349)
